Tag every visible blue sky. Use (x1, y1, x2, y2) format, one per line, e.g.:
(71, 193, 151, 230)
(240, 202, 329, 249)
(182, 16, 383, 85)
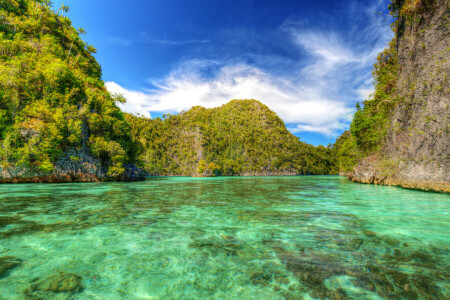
(63, 0, 393, 146)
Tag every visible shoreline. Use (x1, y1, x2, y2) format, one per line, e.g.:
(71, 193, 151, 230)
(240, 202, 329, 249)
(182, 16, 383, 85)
(347, 174, 450, 194)
(0, 173, 330, 184)
(0, 174, 146, 184)
(2, 173, 449, 194)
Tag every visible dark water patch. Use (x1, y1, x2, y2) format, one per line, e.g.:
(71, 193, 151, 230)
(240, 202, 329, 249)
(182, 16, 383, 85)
(0, 256, 22, 278)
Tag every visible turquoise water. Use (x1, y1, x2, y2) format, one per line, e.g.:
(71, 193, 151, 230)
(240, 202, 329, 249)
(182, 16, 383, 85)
(0, 176, 449, 299)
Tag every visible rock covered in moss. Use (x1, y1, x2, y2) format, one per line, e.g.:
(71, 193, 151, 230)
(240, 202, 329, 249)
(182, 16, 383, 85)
(0, 256, 22, 277)
(25, 272, 83, 294)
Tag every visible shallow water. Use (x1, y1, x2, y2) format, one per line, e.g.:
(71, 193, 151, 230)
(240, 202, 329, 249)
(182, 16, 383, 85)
(0, 176, 449, 299)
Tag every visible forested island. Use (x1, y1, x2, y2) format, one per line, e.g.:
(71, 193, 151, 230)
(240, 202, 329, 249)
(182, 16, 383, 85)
(0, 1, 449, 299)
(0, 0, 448, 192)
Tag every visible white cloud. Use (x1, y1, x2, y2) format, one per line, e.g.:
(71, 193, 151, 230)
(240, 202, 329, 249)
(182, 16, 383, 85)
(106, 62, 352, 137)
(108, 35, 209, 46)
(105, 1, 393, 139)
(357, 88, 374, 101)
(106, 82, 151, 118)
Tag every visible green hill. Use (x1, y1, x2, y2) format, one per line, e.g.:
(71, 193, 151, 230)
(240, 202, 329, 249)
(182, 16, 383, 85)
(0, 0, 141, 182)
(0, 1, 337, 181)
(126, 99, 335, 176)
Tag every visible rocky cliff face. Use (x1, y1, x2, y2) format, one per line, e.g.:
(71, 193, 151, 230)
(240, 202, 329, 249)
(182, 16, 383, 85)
(350, 0, 449, 192)
(0, 148, 146, 183)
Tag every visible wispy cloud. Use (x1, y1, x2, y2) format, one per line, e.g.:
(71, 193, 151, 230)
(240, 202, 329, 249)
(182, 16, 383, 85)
(108, 34, 209, 46)
(145, 39, 209, 45)
(107, 82, 152, 118)
(107, 61, 352, 136)
(106, 1, 393, 138)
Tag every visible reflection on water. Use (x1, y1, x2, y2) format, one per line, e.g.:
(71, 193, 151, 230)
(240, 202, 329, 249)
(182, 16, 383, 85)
(0, 176, 449, 299)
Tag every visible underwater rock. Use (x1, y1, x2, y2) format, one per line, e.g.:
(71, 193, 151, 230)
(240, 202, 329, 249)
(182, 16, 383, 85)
(0, 256, 22, 277)
(331, 288, 348, 300)
(370, 273, 398, 298)
(26, 272, 83, 294)
(276, 249, 348, 299)
(383, 236, 400, 247)
(272, 238, 448, 300)
(189, 235, 242, 256)
(249, 268, 288, 286)
(313, 228, 364, 252)
(0, 216, 20, 228)
(383, 248, 438, 267)
(221, 234, 238, 244)
(362, 230, 376, 237)
(250, 272, 273, 285)
(411, 275, 443, 299)
(85, 252, 107, 264)
(344, 238, 363, 251)
(362, 263, 448, 299)
(352, 276, 376, 292)
(409, 250, 435, 263)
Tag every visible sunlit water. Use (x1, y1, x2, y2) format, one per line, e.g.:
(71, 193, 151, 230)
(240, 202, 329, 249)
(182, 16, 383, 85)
(0, 176, 449, 299)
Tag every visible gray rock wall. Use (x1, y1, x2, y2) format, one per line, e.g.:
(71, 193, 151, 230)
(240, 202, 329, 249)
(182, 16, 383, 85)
(350, 1, 450, 192)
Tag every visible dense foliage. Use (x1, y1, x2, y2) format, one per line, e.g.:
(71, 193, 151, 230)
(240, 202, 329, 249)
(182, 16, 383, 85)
(1, 0, 419, 179)
(0, 0, 133, 177)
(329, 131, 362, 173)
(332, 1, 405, 173)
(350, 39, 398, 154)
(127, 100, 335, 176)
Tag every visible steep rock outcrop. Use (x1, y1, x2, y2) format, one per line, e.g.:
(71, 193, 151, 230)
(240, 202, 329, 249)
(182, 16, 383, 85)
(350, 0, 449, 192)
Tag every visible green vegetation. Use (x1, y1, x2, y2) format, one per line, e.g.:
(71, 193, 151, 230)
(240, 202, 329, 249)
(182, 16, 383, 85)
(0, 0, 335, 179)
(1, 0, 425, 180)
(0, 0, 134, 177)
(350, 39, 398, 154)
(126, 100, 335, 176)
(330, 131, 362, 173)
(332, 0, 406, 173)
(331, 39, 398, 173)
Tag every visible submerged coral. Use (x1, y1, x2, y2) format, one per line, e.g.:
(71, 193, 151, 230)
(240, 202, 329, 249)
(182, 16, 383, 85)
(0, 256, 22, 278)
(25, 272, 84, 297)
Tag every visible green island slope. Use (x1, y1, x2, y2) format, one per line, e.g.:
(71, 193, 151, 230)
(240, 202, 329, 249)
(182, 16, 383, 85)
(333, 0, 449, 192)
(126, 100, 335, 176)
(1, 0, 448, 188)
(0, 0, 144, 182)
(0, 0, 334, 182)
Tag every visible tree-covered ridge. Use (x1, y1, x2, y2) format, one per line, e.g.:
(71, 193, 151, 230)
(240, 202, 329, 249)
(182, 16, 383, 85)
(127, 100, 336, 176)
(4, 0, 439, 182)
(330, 39, 398, 173)
(0, 0, 135, 179)
(0, 1, 337, 180)
(332, 1, 402, 172)
(350, 39, 398, 155)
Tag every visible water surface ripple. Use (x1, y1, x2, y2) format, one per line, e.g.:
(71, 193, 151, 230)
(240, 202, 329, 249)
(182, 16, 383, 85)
(0, 176, 449, 299)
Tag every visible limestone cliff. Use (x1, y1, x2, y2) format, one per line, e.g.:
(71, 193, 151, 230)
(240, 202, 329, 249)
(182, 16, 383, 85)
(349, 0, 449, 192)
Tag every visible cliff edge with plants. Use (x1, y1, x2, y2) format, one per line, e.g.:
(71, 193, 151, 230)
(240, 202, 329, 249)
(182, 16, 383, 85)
(342, 0, 449, 192)
(0, 0, 144, 182)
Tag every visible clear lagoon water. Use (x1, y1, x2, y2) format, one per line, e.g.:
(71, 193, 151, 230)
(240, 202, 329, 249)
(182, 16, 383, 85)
(0, 176, 449, 299)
